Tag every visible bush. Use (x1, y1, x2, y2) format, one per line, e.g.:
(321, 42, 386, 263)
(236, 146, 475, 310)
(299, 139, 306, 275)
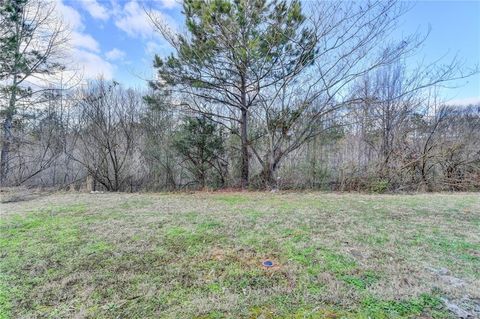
(369, 179, 390, 193)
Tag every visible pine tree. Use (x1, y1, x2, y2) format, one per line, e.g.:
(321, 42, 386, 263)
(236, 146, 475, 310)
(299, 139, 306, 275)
(173, 116, 225, 188)
(149, 0, 316, 188)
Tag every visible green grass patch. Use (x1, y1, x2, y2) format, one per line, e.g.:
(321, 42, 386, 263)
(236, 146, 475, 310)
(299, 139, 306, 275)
(1, 192, 477, 318)
(213, 194, 249, 205)
(360, 294, 447, 318)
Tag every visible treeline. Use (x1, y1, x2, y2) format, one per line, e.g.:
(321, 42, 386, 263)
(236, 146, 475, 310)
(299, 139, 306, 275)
(1, 0, 479, 192)
(4, 77, 479, 192)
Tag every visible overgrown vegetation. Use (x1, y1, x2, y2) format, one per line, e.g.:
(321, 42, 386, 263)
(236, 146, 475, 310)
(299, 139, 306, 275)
(1, 0, 478, 191)
(1, 192, 478, 318)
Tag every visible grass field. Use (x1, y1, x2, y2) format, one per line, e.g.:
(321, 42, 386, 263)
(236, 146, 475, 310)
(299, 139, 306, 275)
(1, 192, 479, 318)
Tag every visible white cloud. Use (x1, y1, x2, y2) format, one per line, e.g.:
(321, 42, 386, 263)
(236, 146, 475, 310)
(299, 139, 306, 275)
(145, 41, 162, 55)
(51, 1, 114, 80)
(158, 0, 178, 9)
(54, 0, 83, 31)
(448, 97, 480, 106)
(105, 48, 126, 61)
(71, 32, 100, 53)
(80, 0, 110, 20)
(145, 41, 171, 58)
(114, 1, 177, 39)
(72, 49, 115, 80)
(115, 1, 156, 38)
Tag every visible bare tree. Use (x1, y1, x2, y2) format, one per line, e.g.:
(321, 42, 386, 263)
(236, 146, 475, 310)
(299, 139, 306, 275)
(70, 80, 143, 192)
(142, 92, 179, 190)
(0, 0, 68, 185)
(436, 105, 480, 190)
(148, 0, 474, 189)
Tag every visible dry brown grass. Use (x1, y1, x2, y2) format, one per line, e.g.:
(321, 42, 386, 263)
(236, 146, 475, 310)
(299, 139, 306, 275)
(1, 191, 479, 318)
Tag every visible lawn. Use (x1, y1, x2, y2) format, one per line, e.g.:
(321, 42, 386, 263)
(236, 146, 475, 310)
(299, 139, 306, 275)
(1, 192, 479, 318)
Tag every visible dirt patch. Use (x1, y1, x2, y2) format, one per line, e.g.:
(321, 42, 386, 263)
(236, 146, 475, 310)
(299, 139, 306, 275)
(442, 297, 480, 318)
(209, 247, 227, 261)
(429, 267, 480, 318)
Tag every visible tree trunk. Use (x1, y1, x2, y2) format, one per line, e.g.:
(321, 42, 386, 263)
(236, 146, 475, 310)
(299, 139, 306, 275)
(240, 108, 249, 188)
(1, 79, 17, 186)
(1, 13, 21, 187)
(259, 153, 281, 190)
(197, 165, 206, 189)
(0, 115, 13, 186)
(261, 163, 276, 189)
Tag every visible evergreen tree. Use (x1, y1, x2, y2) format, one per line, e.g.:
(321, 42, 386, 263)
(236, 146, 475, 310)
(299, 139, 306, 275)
(173, 116, 225, 188)
(149, 0, 316, 188)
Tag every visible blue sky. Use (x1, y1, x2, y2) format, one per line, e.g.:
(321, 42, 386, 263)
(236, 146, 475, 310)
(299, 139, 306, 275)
(398, 0, 480, 104)
(58, 0, 479, 104)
